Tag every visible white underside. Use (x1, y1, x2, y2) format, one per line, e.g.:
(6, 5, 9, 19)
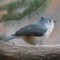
(30, 23, 54, 45)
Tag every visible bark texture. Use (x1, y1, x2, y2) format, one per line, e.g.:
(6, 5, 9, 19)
(0, 41, 60, 60)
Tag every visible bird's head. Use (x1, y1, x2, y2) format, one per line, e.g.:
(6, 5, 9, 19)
(40, 17, 53, 24)
(39, 16, 56, 29)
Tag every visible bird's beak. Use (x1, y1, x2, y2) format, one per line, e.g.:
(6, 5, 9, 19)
(54, 20, 57, 23)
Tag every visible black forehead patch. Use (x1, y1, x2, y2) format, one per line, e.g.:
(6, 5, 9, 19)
(41, 17, 51, 20)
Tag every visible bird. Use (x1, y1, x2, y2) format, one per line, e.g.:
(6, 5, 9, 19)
(4, 17, 56, 45)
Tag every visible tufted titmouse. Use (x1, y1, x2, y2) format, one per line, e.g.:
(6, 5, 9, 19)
(4, 17, 56, 45)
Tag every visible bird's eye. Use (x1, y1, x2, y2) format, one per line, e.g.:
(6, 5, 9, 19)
(49, 19, 51, 22)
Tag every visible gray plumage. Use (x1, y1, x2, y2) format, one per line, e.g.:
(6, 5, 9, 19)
(4, 17, 54, 45)
(15, 23, 47, 36)
(4, 34, 16, 42)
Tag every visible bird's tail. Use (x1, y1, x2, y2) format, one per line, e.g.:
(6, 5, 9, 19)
(4, 34, 16, 42)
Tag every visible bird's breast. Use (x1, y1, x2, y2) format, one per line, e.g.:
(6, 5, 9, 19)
(22, 36, 46, 45)
(44, 26, 54, 38)
(23, 36, 35, 41)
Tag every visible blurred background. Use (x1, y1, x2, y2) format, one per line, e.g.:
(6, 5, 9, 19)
(0, 0, 60, 45)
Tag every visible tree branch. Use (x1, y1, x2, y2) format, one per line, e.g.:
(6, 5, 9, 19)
(0, 41, 60, 60)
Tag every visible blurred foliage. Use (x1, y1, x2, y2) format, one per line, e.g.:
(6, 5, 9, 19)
(0, 0, 51, 22)
(0, 36, 4, 40)
(0, 0, 25, 13)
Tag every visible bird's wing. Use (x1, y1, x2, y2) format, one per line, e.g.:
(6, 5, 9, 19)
(15, 23, 47, 36)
